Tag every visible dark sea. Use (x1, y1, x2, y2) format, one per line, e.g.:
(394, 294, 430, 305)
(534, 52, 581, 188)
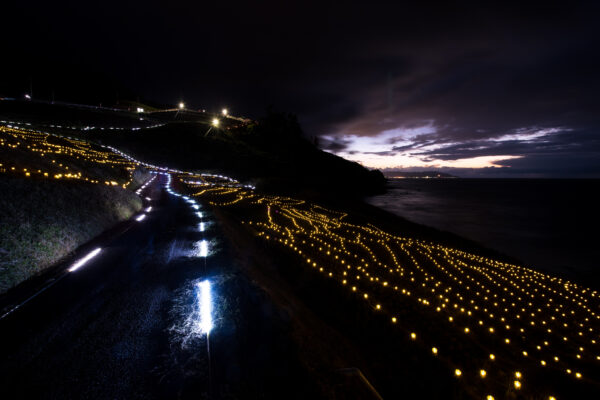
(367, 179, 600, 283)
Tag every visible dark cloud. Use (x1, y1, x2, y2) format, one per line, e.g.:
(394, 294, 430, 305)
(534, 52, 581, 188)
(319, 137, 352, 152)
(1, 1, 599, 176)
(363, 151, 398, 156)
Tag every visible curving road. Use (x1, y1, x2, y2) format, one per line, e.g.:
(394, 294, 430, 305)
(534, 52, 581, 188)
(0, 174, 315, 399)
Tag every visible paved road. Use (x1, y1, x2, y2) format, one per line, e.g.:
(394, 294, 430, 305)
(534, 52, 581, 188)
(0, 174, 315, 399)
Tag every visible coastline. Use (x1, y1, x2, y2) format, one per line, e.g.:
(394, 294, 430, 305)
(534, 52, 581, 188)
(367, 177, 600, 288)
(182, 175, 600, 399)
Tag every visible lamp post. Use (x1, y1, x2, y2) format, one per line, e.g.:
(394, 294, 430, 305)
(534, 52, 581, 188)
(205, 118, 220, 137)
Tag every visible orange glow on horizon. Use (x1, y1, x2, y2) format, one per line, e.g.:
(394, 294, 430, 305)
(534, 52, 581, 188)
(338, 153, 524, 170)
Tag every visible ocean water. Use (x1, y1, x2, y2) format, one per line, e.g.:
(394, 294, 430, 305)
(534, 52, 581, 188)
(367, 179, 600, 281)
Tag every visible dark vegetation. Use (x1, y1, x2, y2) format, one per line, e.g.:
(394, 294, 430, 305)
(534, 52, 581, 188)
(0, 177, 142, 293)
(0, 112, 153, 293)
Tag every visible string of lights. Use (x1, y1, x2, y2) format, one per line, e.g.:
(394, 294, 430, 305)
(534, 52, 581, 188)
(0, 125, 139, 187)
(176, 174, 600, 400)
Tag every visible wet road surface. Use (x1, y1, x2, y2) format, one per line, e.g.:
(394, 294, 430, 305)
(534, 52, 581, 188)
(0, 174, 315, 399)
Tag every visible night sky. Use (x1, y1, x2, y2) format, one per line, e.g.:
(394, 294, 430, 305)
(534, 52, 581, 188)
(2, 1, 599, 177)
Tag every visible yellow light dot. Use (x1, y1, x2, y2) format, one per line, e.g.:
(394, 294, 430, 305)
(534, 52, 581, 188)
(410, 332, 416, 340)
(391, 317, 397, 323)
(480, 369, 486, 378)
(455, 369, 462, 377)
(432, 347, 438, 355)
(514, 380, 521, 389)
(489, 354, 495, 360)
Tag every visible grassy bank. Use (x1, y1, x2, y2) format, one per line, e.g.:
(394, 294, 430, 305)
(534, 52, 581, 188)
(0, 125, 150, 294)
(0, 176, 142, 293)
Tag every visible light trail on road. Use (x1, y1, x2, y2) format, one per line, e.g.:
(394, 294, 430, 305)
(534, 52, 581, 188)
(68, 248, 102, 272)
(197, 280, 213, 334)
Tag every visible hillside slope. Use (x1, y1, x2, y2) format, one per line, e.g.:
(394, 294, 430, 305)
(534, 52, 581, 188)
(0, 125, 147, 293)
(1, 101, 386, 198)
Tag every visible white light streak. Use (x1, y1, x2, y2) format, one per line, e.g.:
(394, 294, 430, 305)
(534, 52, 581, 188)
(145, 206, 152, 212)
(68, 248, 101, 272)
(198, 239, 208, 257)
(136, 214, 146, 221)
(197, 280, 213, 334)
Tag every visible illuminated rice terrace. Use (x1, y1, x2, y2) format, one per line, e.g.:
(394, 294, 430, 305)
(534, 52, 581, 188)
(0, 125, 139, 187)
(178, 173, 600, 399)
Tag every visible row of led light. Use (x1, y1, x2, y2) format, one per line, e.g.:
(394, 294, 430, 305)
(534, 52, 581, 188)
(184, 179, 255, 190)
(67, 173, 158, 271)
(2, 126, 222, 340)
(135, 175, 157, 196)
(174, 179, 598, 398)
(261, 208, 541, 395)
(4, 125, 229, 334)
(0, 120, 165, 132)
(164, 172, 212, 333)
(1, 123, 254, 192)
(187, 185, 593, 399)
(64, 171, 214, 336)
(0, 126, 139, 186)
(102, 143, 254, 191)
(8, 126, 252, 197)
(1, 126, 138, 172)
(2, 127, 142, 169)
(300, 213, 582, 396)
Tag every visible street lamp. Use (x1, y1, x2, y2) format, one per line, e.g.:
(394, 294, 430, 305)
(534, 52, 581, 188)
(212, 118, 220, 127)
(221, 108, 228, 116)
(179, 102, 185, 110)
